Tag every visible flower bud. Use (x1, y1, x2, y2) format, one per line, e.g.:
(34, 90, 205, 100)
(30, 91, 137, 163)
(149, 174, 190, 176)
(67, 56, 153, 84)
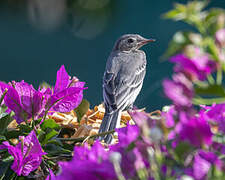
(109, 152, 122, 164)
(150, 127, 163, 142)
(215, 28, 225, 48)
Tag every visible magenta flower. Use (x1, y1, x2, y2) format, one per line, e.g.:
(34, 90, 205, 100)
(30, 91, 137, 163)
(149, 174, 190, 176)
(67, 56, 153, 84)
(163, 79, 193, 108)
(0, 130, 46, 176)
(163, 105, 176, 128)
(45, 65, 87, 113)
(205, 103, 225, 134)
(192, 150, 222, 180)
(49, 141, 116, 180)
(115, 124, 140, 147)
(170, 54, 216, 81)
(179, 111, 213, 147)
(4, 81, 44, 124)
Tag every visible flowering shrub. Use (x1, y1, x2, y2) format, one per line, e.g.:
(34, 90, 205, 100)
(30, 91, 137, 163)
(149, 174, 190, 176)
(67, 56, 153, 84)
(0, 1, 225, 180)
(0, 65, 86, 179)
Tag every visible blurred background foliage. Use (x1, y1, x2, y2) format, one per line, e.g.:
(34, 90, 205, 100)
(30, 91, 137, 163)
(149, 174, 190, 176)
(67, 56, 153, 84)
(0, 0, 224, 110)
(163, 0, 225, 105)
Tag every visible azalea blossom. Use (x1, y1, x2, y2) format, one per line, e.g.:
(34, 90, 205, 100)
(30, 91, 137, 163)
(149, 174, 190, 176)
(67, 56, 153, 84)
(0, 131, 46, 176)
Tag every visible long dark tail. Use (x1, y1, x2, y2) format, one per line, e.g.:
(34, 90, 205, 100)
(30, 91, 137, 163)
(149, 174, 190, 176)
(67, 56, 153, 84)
(98, 110, 121, 144)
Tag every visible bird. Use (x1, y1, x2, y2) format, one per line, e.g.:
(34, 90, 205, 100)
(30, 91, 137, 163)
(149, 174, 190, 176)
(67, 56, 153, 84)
(99, 34, 155, 144)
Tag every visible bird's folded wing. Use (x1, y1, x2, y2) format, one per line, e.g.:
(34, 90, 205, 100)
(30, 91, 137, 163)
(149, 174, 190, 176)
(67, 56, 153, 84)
(103, 55, 146, 111)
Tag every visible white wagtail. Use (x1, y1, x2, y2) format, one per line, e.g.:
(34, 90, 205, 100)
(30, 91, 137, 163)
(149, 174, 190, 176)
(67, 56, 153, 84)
(99, 34, 155, 143)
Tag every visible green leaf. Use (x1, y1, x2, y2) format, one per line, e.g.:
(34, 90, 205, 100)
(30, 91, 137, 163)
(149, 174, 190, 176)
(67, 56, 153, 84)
(163, 3, 186, 21)
(162, 31, 191, 59)
(2, 156, 14, 163)
(41, 119, 60, 131)
(203, 37, 220, 61)
(17, 124, 32, 134)
(204, 8, 225, 35)
(213, 133, 225, 144)
(174, 142, 192, 161)
(0, 113, 13, 135)
(44, 143, 72, 156)
(4, 130, 21, 139)
(74, 99, 90, 123)
(42, 129, 59, 145)
(195, 84, 225, 97)
(193, 97, 225, 105)
(0, 162, 11, 179)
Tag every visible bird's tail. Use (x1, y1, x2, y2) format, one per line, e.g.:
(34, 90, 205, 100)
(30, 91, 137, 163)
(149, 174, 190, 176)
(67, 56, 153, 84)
(98, 110, 121, 144)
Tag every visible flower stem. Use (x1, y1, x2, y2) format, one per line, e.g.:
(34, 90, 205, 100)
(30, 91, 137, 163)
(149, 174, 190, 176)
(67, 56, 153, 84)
(112, 161, 126, 180)
(207, 74, 215, 84)
(216, 67, 223, 85)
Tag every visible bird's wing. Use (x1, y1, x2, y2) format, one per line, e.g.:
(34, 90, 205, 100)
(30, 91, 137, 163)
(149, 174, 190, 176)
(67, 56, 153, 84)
(103, 52, 146, 111)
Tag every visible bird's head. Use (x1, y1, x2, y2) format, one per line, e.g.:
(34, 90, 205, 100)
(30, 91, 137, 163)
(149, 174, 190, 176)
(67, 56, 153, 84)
(113, 34, 155, 52)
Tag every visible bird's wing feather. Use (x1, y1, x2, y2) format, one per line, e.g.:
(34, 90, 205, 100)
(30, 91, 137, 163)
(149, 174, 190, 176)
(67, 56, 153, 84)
(103, 52, 146, 111)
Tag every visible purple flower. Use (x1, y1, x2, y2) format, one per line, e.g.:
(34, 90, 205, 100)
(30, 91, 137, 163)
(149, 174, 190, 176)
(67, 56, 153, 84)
(4, 81, 44, 124)
(205, 103, 225, 134)
(179, 111, 213, 147)
(0, 130, 46, 176)
(50, 141, 116, 180)
(170, 54, 216, 81)
(45, 65, 87, 113)
(163, 79, 193, 108)
(215, 28, 225, 48)
(163, 105, 176, 128)
(115, 124, 139, 147)
(192, 150, 222, 180)
(193, 152, 211, 180)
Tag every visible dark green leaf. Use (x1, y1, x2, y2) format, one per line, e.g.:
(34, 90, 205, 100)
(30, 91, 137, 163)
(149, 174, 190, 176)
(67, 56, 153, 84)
(44, 143, 72, 156)
(47, 139, 63, 146)
(74, 99, 90, 123)
(42, 129, 59, 145)
(41, 119, 60, 131)
(0, 162, 11, 180)
(17, 124, 32, 134)
(195, 84, 225, 97)
(4, 130, 21, 139)
(0, 113, 13, 135)
(174, 141, 192, 160)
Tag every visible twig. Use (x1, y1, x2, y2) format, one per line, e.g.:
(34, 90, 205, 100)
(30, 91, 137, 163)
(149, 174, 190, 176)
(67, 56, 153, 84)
(57, 129, 115, 142)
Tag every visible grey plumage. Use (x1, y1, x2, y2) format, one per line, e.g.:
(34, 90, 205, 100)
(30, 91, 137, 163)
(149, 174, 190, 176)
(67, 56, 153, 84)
(99, 34, 154, 143)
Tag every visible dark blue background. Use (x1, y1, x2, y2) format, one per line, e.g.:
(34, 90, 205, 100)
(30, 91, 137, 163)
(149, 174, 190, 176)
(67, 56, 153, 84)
(0, 0, 224, 110)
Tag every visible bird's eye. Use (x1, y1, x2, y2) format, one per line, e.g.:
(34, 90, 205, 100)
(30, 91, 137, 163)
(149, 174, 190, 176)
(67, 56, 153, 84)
(127, 38, 134, 43)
